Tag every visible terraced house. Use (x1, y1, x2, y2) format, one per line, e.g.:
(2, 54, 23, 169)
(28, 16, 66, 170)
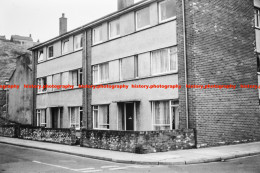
(29, 0, 260, 147)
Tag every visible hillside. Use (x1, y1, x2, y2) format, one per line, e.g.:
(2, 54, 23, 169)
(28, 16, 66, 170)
(0, 40, 31, 84)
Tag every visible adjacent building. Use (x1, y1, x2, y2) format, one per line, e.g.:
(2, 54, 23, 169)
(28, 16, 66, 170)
(29, 0, 260, 147)
(6, 53, 33, 124)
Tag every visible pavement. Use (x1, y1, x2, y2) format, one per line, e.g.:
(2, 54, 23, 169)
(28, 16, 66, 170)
(0, 136, 259, 165)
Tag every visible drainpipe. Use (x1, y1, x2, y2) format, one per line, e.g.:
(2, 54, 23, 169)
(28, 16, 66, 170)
(182, 0, 189, 129)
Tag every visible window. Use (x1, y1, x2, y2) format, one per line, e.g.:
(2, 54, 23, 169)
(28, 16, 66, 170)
(69, 107, 82, 130)
(74, 34, 83, 50)
(159, 0, 176, 23)
(38, 50, 44, 62)
(37, 109, 47, 127)
(109, 19, 120, 39)
(255, 8, 260, 28)
(136, 7, 150, 30)
(93, 26, 103, 44)
(152, 100, 179, 130)
(69, 69, 83, 87)
(37, 77, 47, 93)
(93, 63, 109, 84)
(93, 105, 109, 129)
(52, 74, 61, 91)
(120, 56, 138, 81)
(48, 46, 54, 59)
(62, 40, 69, 54)
(151, 47, 177, 75)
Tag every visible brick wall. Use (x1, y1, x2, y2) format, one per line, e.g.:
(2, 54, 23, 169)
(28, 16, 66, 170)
(81, 129, 195, 154)
(180, 0, 260, 146)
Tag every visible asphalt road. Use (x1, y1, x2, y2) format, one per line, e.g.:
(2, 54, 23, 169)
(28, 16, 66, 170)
(0, 143, 259, 173)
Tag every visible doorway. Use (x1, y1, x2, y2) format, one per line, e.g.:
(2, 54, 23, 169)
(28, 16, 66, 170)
(118, 102, 137, 131)
(51, 107, 63, 128)
(125, 103, 134, 131)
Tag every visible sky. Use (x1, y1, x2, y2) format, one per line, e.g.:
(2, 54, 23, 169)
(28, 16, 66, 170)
(0, 0, 142, 42)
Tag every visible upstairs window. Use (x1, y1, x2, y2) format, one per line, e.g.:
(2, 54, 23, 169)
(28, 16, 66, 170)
(93, 26, 103, 45)
(159, 0, 176, 23)
(37, 77, 47, 93)
(255, 8, 260, 28)
(48, 46, 54, 59)
(151, 47, 178, 75)
(52, 74, 61, 91)
(74, 34, 83, 50)
(93, 105, 109, 130)
(37, 109, 46, 127)
(120, 56, 138, 81)
(136, 7, 150, 30)
(38, 49, 44, 62)
(93, 63, 109, 84)
(109, 19, 120, 39)
(62, 40, 69, 54)
(69, 69, 83, 87)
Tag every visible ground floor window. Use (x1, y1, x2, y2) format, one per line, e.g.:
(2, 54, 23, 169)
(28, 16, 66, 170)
(36, 109, 46, 127)
(69, 107, 82, 130)
(152, 100, 179, 130)
(93, 105, 109, 129)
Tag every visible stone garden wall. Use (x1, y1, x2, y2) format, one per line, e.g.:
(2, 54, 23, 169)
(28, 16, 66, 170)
(0, 125, 17, 137)
(81, 129, 195, 154)
(0, 125, 76, 145)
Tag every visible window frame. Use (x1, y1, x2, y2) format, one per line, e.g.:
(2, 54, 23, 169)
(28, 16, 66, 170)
(119, 56, 139, 81)
(37, 77, 47, 93)
(69, 106, 82, 130)
(151, 100, 179, 130)
(74, 34, 83, 51)
(47, 45, 54, 59)
(38, 49, 44, 63)
(92, 63, 109, 84)
(62, 39, 69, 55)
(158, 0, 177, 23)
(255, 8, 260, 28)
(92, 105, 110, 130)
(70, 69, 83, 87)
(92, 25, 103, 45)
(108, 18, 120, 40)
(36, 109, 47, 127)
(135, 6, 151, 31)
(151, 47, 178, 76)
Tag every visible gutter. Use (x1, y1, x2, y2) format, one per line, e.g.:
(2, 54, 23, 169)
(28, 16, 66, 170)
(182, 0, 189, 128)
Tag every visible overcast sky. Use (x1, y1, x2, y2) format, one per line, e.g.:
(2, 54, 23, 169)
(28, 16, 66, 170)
(0, 0, 142, 42)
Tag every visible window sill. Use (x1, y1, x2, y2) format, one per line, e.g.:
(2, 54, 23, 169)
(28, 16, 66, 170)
(74, 47, 83, 51)
(159, 16, 176, 24)
(93, 128, 110, 130)
(136, 25, 151, 32)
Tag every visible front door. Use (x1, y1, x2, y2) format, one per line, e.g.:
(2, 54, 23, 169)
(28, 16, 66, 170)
(51, 108, 59, 128)
(125, 103, 134, 131)
(51, 107, 63, 128)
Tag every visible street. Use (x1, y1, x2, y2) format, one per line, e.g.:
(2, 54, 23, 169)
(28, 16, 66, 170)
(0, 143, 259, 173)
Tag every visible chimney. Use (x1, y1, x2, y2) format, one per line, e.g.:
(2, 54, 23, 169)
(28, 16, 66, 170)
(29, 34, 31, 38)
(118, 0, 134, 11)
(59, 13, 67, 35)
